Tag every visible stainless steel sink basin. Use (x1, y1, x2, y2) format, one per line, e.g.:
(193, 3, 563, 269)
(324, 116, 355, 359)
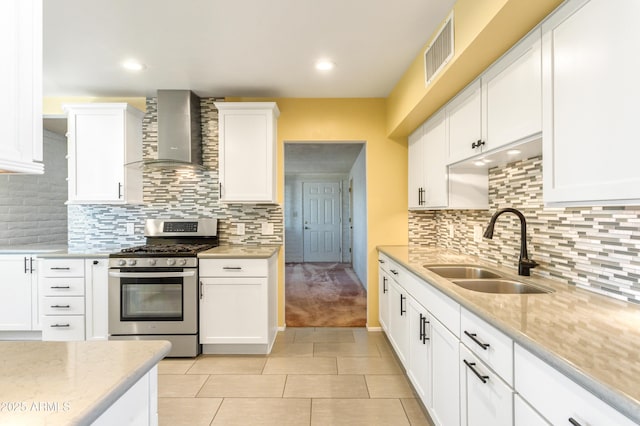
(425, 265, 502, 279)
(452, 279, 553, 294)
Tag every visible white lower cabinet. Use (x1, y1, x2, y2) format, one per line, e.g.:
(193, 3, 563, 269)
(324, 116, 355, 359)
(387, 277, 410, 365)
(40, 259, 85, 341)
(407, 296, 432, 408)
(199, 255, 278, 354)
(514, 394, 549, 426)
(39, 257, 109, 342)
(0, 255, 39, 331)
(514, 344, 636, 426)
(378, 268, 390, 332)
(460, 344, 513, 426)
(431, 317, 460, 426)
(85, 259, 109, 341)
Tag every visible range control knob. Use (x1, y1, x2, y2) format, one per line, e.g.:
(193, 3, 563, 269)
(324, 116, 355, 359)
(127, 259, 137, 266)
(167, 259, 176, 266)
(148, 259, 157, 266)
(118, 259, 126, 266)
(178, 259, 187, 266)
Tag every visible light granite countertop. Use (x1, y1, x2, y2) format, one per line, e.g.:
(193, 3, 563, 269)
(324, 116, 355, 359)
(0, 340, 171, 426)
(199, 244, 281, 259)
(35, 251, 111, 259)
(0, 244, 68, 254)
(377, 245, 640, 423)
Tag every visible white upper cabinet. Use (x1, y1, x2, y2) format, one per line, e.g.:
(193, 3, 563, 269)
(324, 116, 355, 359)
(483, 28, 542, 151)
(542, 0, 640, 205)
(215, 102, 279, 203)
(0, 0, 43, 174)
(408, 111, 449, 209)
(64, 103, 144, 204)
(446, 27, 542, 167)
(447, 80, 483, 164)
(408, 125, 425, 209)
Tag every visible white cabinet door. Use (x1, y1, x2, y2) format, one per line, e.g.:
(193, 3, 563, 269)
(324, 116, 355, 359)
(65, 103, 143, 204)
(407, 297, 432, 409)
(542, 0, 640, 205)
(460, 344, 513, 426)
(216, 102, 279, 203)
(431, 317, 460, 426)
(387, 278, 410, 365)
(85, 258, 109, 341)
(408, 124, 425, 209)
(0, 0, 43, 174)
(483, 28, 542, 151)
(378, 268, 390, 332)
(515, 343, 637, 426)
(0, 256, 34, 330)
(200, 277, 267, 344)
(514, 394, 550, 426)
(447, 80, 483, 164)
(423, 110, 448, 208)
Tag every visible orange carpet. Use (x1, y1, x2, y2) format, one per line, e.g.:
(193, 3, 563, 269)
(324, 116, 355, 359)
(285, 262, 367, 327)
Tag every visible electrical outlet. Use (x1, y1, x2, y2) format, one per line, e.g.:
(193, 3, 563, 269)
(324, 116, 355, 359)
(449, 224, 455, 238)
(126, 223, 135, 235)
(261, 222, 274, 235)
(474, 225, 483, 243)
(236, 223, 245, 235)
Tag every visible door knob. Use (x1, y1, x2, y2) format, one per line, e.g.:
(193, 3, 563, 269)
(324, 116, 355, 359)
(304, 226, 310, 229)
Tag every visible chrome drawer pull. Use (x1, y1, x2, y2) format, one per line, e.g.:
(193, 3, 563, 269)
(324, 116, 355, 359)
(50, 305, 71, 308)
(50, 267, 71, 270)
(50, 324, 70, 328)
(223, 266, 242, 270)
(568, 418, 582, 426)
(50, 286, 71, 289)
(464, 360, 489, 384)
(464, 330, 490, 350)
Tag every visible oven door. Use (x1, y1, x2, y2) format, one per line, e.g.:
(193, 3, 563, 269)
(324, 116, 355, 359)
(108, 268, 197, 335)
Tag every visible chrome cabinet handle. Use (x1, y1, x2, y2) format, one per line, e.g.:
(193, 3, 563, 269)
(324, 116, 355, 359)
(50, 323, 70, 328)
(390, 269, 398, 276)
(464, 360, 489, 384)
(464, 330, 490, 350)
(50, 305, 71, 308)
(200, 280, 203, 299)
(50, 286, 71, 289)
(50, 267, 71, 270)
(568, 418, 582, 426)
(400, 294, 406, 315)
(223, 266, 242, 270)
(378, 259, 385, 264)
(382, 276, 387, 293)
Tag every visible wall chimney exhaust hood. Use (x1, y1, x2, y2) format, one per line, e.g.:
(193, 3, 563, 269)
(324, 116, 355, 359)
(145, 90, 203, 168)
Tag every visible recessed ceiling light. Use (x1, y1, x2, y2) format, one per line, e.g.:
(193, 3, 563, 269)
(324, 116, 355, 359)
(315, 60, 335, 71)
(507, 149, 521, 155)
(122, 60, 146, 72)
(474, 160, 485, 167)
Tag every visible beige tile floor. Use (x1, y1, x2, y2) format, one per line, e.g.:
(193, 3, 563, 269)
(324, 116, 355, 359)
(158, 327, 435, 425)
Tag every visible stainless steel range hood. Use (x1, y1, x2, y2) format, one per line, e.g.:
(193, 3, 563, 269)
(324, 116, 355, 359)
(146, 90, 202, 168)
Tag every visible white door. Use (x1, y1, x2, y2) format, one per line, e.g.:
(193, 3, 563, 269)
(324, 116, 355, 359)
(302, 182, 341, 262)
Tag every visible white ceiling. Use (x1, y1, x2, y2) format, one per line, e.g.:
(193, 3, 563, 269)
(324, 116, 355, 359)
(285, 143, 364, 174)
(43, 0, 455, 98)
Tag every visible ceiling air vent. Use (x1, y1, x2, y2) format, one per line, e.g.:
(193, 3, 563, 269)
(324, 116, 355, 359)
(424, 13, 454, 86)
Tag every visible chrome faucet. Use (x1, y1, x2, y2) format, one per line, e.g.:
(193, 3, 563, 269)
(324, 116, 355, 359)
(483, 208, 538, 276)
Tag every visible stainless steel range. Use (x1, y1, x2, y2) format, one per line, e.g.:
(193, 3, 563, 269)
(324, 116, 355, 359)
(108, 218, 218, 357)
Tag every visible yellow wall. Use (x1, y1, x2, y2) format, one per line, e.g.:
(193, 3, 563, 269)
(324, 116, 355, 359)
(230, 97, 409, 327)
(386, 0, 563, 140)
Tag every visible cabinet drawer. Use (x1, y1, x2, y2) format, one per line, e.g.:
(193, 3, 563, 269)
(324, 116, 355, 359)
(41, 277, 85, 296)
(42, 315, 85, 341)
(43, 296, 85, 315)
(41, 259, 85, 277)
(408, 272, 460, 338)
(461, 308, 513, 385)
(377, 254, 396, 275)
(199, 259, 268, 277)
(514, 344, 636, 426)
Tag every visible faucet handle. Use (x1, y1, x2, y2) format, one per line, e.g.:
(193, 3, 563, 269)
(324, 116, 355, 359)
(518, 258, 538, 276)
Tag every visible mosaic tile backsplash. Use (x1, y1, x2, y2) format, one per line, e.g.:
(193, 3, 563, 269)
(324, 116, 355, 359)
(68, 98, 283, 252)
(409, 156, 640, 304)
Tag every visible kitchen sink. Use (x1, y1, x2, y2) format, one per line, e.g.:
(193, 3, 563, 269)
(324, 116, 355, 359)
(425, 265, 502, 279)
(451, 279, 553, 294)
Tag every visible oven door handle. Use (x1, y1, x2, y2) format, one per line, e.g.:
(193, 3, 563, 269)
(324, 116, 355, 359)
(108, 271, 197, 278)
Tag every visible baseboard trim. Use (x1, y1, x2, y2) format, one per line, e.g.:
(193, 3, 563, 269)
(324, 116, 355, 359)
(278, 325, 287, 331)
(366, 325, 382, 332)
